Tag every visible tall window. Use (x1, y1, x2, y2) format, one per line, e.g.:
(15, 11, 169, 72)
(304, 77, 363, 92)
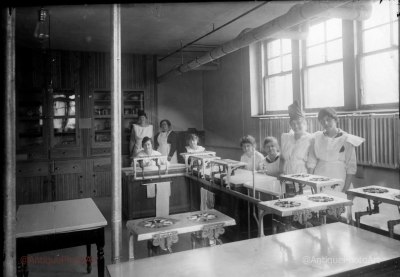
(359, 0, 399, 106)
(304, 18, 344, 109)
(263, 39, 293, 111)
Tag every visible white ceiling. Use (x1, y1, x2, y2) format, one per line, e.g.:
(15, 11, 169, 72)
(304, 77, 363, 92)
(15, 2, 298, 59)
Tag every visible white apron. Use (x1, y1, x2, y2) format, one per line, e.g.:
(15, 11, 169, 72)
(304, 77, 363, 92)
(157, 131, 177, 163)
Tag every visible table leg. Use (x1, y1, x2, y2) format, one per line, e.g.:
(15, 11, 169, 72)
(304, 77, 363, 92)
(346, 195, 354, 226)
(86, 244, 92, 273)
(128, 233, 134, 260)
(388, 219, 400, 238)
(17, 253, 27, 277)
(258, 209, 267, 237)
(96, 228, 105, 277)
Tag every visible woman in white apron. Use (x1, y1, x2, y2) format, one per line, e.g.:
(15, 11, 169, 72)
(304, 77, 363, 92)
(308, 107, 365, 193)
(154, 119, 178, 163)
(129, 110, 153, 158)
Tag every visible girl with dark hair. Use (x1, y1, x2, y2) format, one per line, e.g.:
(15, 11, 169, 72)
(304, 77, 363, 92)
(154, 119, 178, 163)
(260, 136, 280, 177)
(239, 135, 264, 171)
(129, 110, 154, 158)
(308, 107, 364, 193)
(185, 133, 205, 153)
(134, 136, 167, 167)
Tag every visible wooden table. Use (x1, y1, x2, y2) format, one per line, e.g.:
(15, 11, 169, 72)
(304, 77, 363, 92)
(16, 198, 107, 277)
(346, 185, 400, 237)
(279, 173, 344, 194)
(257, 193, 352, 236)
(108, 222, 400, 277)
(126, 209, 236, 260)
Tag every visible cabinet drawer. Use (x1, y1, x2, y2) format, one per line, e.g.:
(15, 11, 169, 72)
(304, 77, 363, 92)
(53, 160, 83, 174)
(93, 158, 111, 172)
(91, 147, 111, 156)
(51, 148, 82, 159)
(16, 162, 49, 177)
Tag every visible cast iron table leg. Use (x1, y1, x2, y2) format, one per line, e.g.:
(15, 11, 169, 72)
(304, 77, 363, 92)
(86, 244, 92, 273)
(96, 228, 105, 277)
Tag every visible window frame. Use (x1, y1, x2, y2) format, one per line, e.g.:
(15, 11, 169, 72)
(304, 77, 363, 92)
(356, 2, 399, 110)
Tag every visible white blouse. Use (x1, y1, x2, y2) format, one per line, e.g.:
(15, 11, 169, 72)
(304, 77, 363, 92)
(240, 151, 264, 171)
(280, 131, 313, 175)
(307, 130, 364, 181)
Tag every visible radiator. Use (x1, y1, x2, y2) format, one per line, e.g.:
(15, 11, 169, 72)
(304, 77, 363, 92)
(259, 113, 399, 169)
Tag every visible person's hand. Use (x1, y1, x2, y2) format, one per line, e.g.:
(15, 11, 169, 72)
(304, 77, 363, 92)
(167, 156, 172, 162)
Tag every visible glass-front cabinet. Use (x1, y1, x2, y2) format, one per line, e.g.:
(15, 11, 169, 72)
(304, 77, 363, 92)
(16, 87, 80, 160)
(122, 91, 144, 152)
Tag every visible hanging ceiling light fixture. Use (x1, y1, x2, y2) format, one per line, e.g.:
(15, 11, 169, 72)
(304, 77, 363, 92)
(34, 8, 50, 41)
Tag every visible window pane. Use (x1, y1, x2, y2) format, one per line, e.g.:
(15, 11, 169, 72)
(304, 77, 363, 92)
(393, 20, 398, 46)
(267, 39, 281, 58)
(363, 1, 391, 29)
(265, 74, 293, 111)
(326, 18, 342, 40)
(282, 54, 292, 72)
(361, 50, 399, 105)
(268, 57, 281, 75)
(327, 39, 342, 61)
(307, 21, 324, 46)
(363, 24, 391, 52)
(305, 62, 344, 108)
(282, 39, 291, 54)
(307, 44, 325, 66)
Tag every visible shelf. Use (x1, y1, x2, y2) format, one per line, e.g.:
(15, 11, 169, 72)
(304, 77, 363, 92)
(18, 116, 43, 121)
(94, 100, 111, 103)
(95, 130, 111, 133)
(123, 115, 138, 118)
(19, 133, 42, 138)
(124, 100, 143, 103)
(94, 115, 111, 119)
(54, 132, 76, 136)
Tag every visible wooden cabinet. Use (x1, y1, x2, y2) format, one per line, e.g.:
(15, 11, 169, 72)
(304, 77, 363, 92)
(15, 48, 157, 204)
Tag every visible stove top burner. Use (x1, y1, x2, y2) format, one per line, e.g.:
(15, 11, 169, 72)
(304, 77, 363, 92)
(141, 218, 175, 229)
(308, 196, 334, 202)
(290, 174, 310, 178)
(309, 177, 330, 182)
(188, 212, 217, 222)
(363, 188, 389, 194)
(274, 200, 301, 208)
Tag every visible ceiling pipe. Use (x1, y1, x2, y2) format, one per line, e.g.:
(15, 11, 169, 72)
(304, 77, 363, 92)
(157, 1, 371, 83)
(318, 2, 372, 21)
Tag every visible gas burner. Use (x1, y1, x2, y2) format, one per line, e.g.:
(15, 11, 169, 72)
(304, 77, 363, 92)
(308, 196, 334, 202)
(309, 177, 330, 182)
(188, 212, 217, 222)
(395, 195, 400, 200)
(363, 188, 389, 194)
(274, 201, 301, 208)
(141, 218, 175, 229)
(290, 174, 310, 178)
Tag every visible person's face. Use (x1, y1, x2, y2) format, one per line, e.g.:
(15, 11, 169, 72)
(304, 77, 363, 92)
(242, 143, 254, 154)
(319, 115, 337, 131)
(143, 140, 152, 153)
(264, 142, 278, 157)
(160, 121, 169, 132)
(189, 139, 198, 149)
(290, 118, 307, 133)
(138, 116, 147, 125)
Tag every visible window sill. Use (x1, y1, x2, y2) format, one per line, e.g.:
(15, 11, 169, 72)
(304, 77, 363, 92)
(253, 109, 399, 119)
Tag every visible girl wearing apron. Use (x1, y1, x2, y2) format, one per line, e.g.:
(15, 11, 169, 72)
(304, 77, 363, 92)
(154, 119, 178, 163)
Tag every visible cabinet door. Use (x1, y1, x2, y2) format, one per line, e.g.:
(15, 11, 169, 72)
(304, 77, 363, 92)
(16, 88, 49, 160)
(16, 162, 51, 205)
(50, 89, 82, 158)
(92, 158, 111, 197)
(52, 160, 84, 201)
